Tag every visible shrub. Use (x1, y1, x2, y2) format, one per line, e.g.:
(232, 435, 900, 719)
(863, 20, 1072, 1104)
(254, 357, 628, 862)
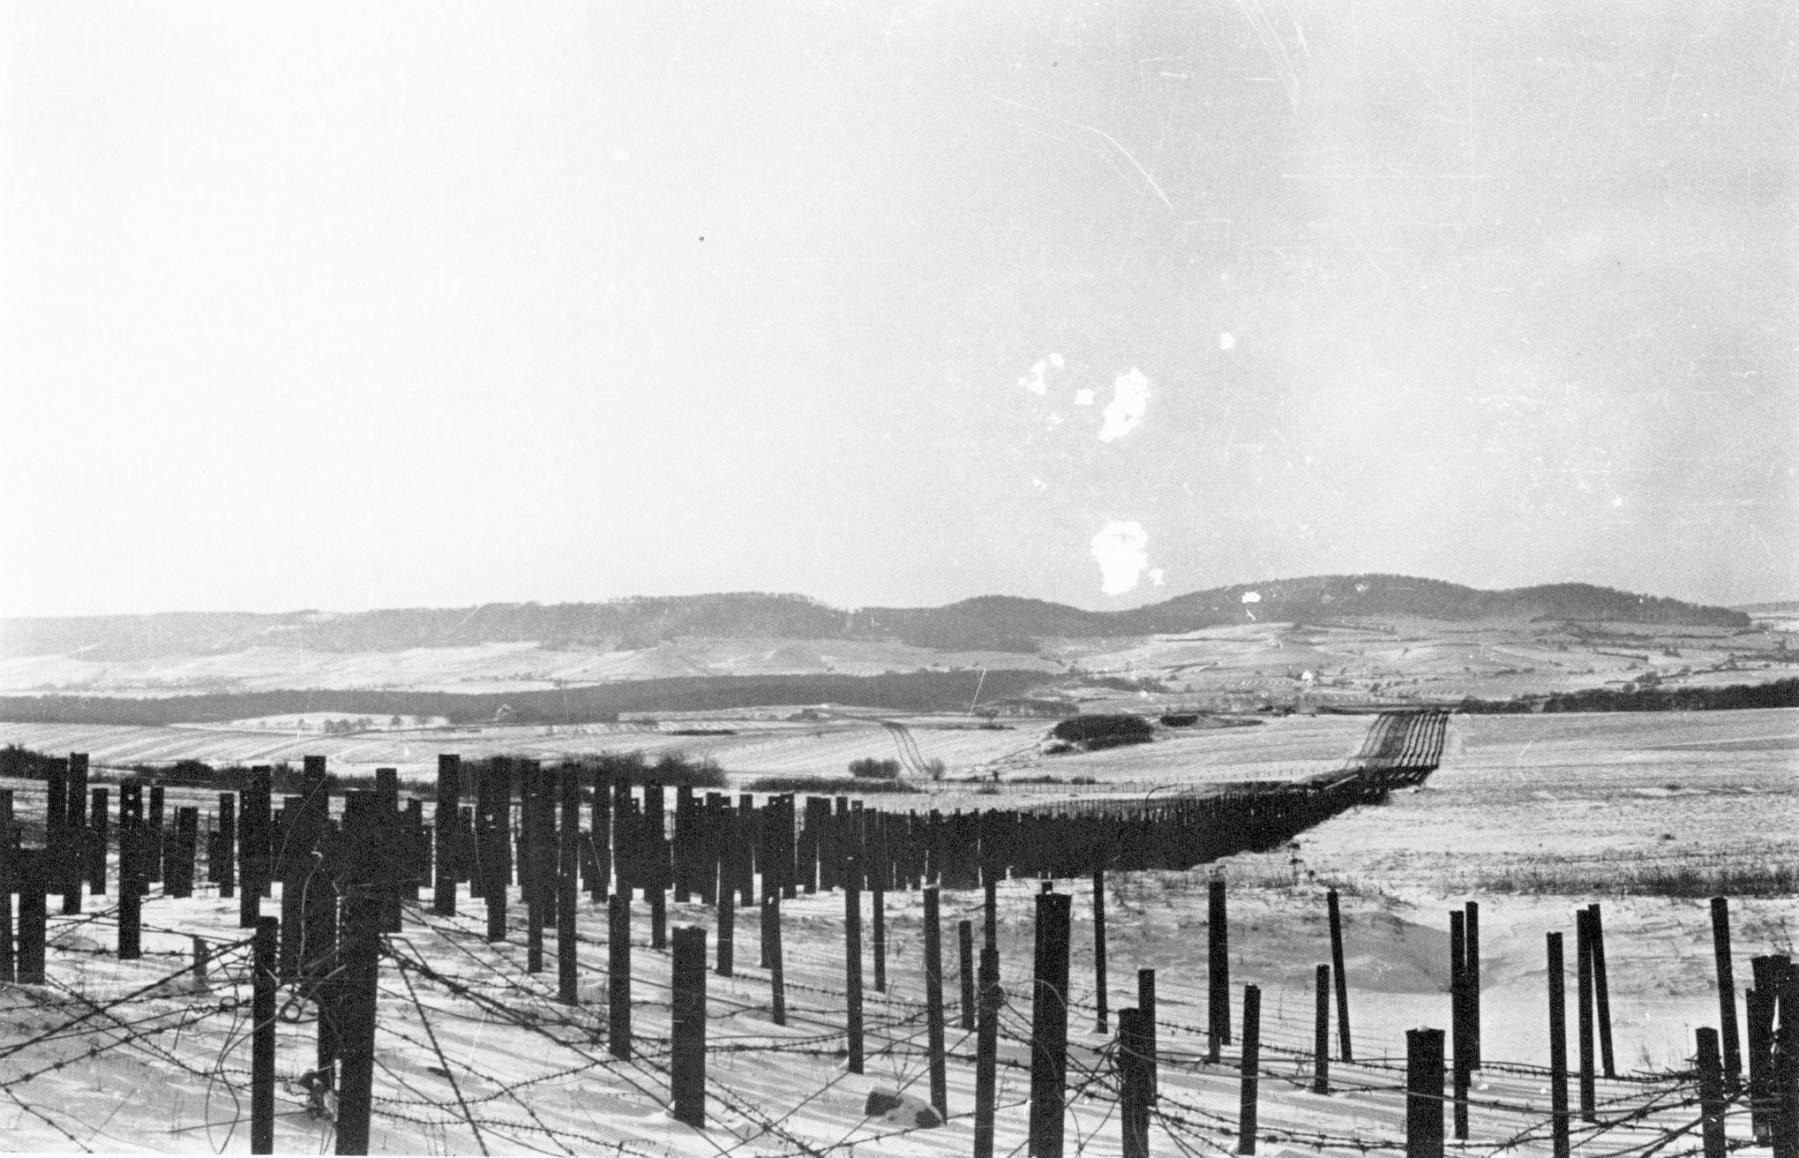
(1050, 714, 1155, 746)
(848, 757, 902, 780)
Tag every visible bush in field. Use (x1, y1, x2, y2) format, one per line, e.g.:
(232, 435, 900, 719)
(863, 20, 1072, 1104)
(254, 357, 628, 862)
(848, 757, 902, 780)
(1049, 713, 1154, 750)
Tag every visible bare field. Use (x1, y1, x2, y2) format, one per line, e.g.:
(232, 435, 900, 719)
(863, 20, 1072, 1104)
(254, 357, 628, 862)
(0, 709, 1794, 1154)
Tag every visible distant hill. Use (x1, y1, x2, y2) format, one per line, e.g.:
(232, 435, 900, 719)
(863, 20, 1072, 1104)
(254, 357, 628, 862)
(0, 575, 1749, 661)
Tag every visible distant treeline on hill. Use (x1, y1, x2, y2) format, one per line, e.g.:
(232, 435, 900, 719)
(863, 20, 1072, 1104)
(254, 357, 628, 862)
(1457, 677, 1799, 714)
(0, 669, 1051, 726)
(0, 575, 1750, 662)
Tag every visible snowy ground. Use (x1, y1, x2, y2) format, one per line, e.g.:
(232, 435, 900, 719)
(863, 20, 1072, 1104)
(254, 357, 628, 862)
(0, 708, 1793, 1155)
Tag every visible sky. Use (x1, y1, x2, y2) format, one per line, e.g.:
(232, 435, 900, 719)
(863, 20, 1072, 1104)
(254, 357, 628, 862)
(3, 1, 1794, 617)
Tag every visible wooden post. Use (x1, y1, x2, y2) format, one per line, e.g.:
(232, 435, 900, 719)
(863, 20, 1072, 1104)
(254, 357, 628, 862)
(872, 880, 886, 993)
(983, 874, 997, 953)
(765, 892, 786, 1027)
(974, 943, 1000, 1158)
(0, 841, 13, 983)
(119, 821, 142, 961)
(1138, 968, 1158, 1101)
(251, 916, 278, 1155)
(1028, 890, 1072, 1158)
(1092, 867, 1109, 1034)
(845, 869, 864, 1074)
(1449, 909, 1468, 1139)
(1405, 1027, 1445, 1158)
(1118, 1007, 1151, 1158)
(1464, 900, 1481, 1068)
(1576, 907, 1597, 1122)
(16, 852, 47, 983)
(716, 891, 734, 977)
(1327, 889, 1352, 1061)
(240, 768, 271, 927)
(1775, 969, 1799, 1158)
(1313, 964, 1331, 1094)
(1208, 879, 1229, 1060)
(434, 755, 460, 916)
(335, 878, 382, 1155)
(608, 894, 631, 1059)
(62, 753, 87, 914)
(1587, 903, 1614, 1079)
(1711, 897, 1742, 1088)
(650, 882, 667, 950)
(213, 791, 231, 900)
(1547, 932, 1570, 1158)
(90, 788, 111, 896)
(1237, 984, 1261, 1155)
(1749, 982, 1773, 1144)
(923, 885, 948, 1118)
(557, 781, 579, 1006)
(670, 926, 707, 1129)
(1697, 1027, 1728, 1158)
(480, 760, 509, 942)
(958, 919, 976, 1031)
(526, 767, 546, 974)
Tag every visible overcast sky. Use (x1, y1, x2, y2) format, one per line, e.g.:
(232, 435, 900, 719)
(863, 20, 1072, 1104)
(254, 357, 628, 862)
(4, 1, 1793, 617)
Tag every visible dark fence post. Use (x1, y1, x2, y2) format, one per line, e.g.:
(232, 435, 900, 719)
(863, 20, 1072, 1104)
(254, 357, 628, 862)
(1118, 1007, 1151, 1158)
(1576, 907, 1597, 1122)
(1029, 890, 1072, 1158)
(1093, 867, 1109, 1034)
(335, 794, 384, 1157)
(1697, 1027, 1728, 1158)
(1405, 1027, 1445, 1158)
(608, 895, 631, 1059)
(1208, 879, 1229, 1061)
(764, 893, 786, 1027)
(716, 890, 734, 977)
(16, 852, 47, 983)
(1327, 889, 1351, 1061)
(119, 819, 142, 961)
(252, 916, 278, 1155)
(1236, 984, 1261, 1155)
(90, 788, 111, 897)
(975, 943, 1000, 1158)
(1548, 932, 1570, 1158)
(1138, 968, 1158, 1101)
(1587, 903, 1613, 1078)
(1313, 964, 1331, 1095)
(62, 753, 87, 914)
(1449, 909, 1468, 1140)
(213, 791, 231, 900)
(923, 885, 948, 1119)
(558, 770, 580, 1006)
(240, 768, 271, 927)
(1464, 901, 1481, 1068)
(872, 878, 886, 994)
(1711, 897, 1742, 1088)
(434, 755, 460, 916)
(845, 867, 864, 1074)
(958, 919, 976, 1031)
(1775, 969, 1799, 1158)
(671, 926, 707, 1129)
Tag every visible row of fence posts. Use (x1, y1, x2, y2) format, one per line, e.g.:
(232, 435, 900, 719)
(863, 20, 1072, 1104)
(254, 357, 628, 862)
(5, 753, 1799, 1155)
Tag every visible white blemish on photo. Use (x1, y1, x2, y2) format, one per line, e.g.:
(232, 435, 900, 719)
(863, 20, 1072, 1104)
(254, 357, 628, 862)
(1098, 368, 1149, 442)
(1091, 521, 1151, 595)
(1073, 388, 1095, 406)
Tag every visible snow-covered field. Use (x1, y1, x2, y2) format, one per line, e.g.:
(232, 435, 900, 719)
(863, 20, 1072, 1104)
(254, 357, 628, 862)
(0, 709, 1793, 1154)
